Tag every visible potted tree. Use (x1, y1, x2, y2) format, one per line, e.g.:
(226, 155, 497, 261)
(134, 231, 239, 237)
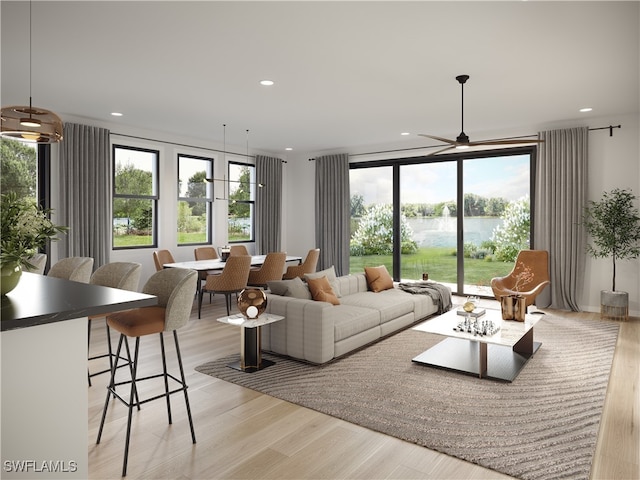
(582, 188, 640, 320)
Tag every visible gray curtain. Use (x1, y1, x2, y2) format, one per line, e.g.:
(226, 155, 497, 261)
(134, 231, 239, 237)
(255, 155, 282, 254)
(59, 123, 111, 268)
(534, 127, 588, 311)
(314, 153, 350, 276)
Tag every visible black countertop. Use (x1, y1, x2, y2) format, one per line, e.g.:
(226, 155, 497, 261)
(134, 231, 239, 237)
(1, 272, 157, 332)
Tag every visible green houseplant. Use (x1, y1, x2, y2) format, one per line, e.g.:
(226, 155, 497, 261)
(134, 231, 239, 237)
(0, 192, 67, 294)
(582, 188, 640, 318)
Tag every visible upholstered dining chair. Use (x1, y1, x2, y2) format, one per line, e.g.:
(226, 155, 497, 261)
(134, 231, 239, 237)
(199, 255, 251, 317)
(282, 248, 320, 280)
(194, 246, 218, 261)
(247, 252, 287, 288)
(153, 249, 175, 271)
(87, 262, 142, 385)
(229, 245, 249, 256)
(47, 256, 94, 283)
(490, 250, 550, 307)
(96, 267, 197, 477)
(24, 253, 47, 274)
(194, 246, 220, 302)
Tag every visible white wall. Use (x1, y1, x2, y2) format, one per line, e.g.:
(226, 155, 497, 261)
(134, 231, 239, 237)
(50, 112, 640, 315)
(281, 113, 640, 316)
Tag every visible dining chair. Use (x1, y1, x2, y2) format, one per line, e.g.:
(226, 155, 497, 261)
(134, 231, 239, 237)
(24, 253, 47, 275)
(199, 255, 251, 317)
(96, 267, 197, 477)
(194, 246, 218, 261)
(229, 245, 249, 256)
(194, 246, 219, 302)
(282, 248, 320, 280)
(153, 249, 175, 271)
(47, 256, 94, 283)
(87, 262, 142, 386)
(247, 252, 287, 288)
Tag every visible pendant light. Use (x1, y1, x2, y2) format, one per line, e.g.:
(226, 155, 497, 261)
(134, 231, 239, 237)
(1, 1, 63, 143)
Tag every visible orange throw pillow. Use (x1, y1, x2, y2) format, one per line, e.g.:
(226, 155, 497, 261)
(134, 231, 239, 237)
(307, 275, 340, 305)
(365, 265, 394, 292)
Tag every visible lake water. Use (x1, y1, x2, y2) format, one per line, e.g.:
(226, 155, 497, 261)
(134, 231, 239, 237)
(407, 217, 503, 248)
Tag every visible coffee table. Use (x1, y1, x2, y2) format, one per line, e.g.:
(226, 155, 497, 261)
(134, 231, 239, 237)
(217, 313, 285, 373)
(412, 308, 541, 382)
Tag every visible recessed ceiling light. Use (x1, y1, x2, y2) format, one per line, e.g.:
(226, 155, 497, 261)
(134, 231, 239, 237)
(260, 80, 274, 86)
(111, 112, 123, 117)
(285, 147, 293, 151)
(401, 132, 410, 136)
(579, 107, 593, 113)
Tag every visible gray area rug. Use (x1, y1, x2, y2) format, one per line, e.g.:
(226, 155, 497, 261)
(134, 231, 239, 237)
(196, 314, 619, 480)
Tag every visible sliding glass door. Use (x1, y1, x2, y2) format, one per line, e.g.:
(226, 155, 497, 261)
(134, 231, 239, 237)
(349, 148, 534, 297)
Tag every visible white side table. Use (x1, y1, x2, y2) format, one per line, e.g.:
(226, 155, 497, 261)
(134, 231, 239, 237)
(217, 313, 285, 372)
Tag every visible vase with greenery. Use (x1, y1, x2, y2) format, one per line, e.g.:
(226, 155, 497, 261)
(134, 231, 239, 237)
(0, 192, 67, 294)
(582, 188, 640, 318)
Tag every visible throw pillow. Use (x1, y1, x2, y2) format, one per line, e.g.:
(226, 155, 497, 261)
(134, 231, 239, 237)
(266, 280, 291, 296)
(267, 278, 311, 299)
(307, 276, 340, 305)
(305, 265, 341, 297)
(284, 276, 312, 300)
(364, 265, 394, 292)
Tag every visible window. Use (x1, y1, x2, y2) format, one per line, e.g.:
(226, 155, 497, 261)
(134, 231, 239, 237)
(177, 154, 213, 245)
(1, 138, 38, 201)
(349, 148, 535, 297)
(112, 145, 159, 249)
(227, 161, 256, 242)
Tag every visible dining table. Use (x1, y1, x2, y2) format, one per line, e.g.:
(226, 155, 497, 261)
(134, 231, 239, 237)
(163, 254, 302, 307)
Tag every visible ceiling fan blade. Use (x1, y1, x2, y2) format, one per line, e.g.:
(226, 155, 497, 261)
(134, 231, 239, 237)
(418, 134, 458, 145)
(467, 138, 544, 146)
(427, 145, 456, 156)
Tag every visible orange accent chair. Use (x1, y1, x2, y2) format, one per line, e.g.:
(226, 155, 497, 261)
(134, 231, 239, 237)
(490, 250, 550, 307)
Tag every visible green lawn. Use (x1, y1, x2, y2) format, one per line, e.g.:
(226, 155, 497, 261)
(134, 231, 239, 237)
(350, 247, 512, 287)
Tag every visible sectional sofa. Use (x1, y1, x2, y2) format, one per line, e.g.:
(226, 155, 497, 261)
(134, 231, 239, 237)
(262, 267, 449, 364)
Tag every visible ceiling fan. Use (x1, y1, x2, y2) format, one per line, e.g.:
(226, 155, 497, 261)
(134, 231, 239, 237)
(419, 74, 543, 155)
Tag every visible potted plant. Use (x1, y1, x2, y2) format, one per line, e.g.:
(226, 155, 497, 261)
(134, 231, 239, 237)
(582, 188, 640, 319)
(0, 192, 67, 295)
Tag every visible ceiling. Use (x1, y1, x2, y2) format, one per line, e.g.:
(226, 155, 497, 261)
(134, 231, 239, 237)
(2, 1, 639, 155)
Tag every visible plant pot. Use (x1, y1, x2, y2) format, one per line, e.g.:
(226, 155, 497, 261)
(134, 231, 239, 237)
(1, 262, 22, 296)
(501, 294, 527, 322)
(600, 290, 628, 321)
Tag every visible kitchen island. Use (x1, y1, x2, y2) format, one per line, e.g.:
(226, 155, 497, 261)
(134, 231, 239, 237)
(1, 272, 156, 479)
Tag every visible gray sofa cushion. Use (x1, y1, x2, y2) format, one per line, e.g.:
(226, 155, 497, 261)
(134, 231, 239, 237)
(340, 291, 414, 323)
(332, 305, 380, 342)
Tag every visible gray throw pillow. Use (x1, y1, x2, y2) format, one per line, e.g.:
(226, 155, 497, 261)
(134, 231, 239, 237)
(284, 276, 312, 299)
(267, 280, 291, 296)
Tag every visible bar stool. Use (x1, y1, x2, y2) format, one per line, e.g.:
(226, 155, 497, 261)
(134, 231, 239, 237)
(87, 262, 142, 385)
(96, 268, 197, 477)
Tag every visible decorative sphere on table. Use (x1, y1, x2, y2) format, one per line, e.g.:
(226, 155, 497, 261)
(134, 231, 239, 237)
(237, 288, 267, 318)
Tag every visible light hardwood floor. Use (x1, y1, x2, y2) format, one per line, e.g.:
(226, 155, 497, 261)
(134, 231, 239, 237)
(87, 295, 639, 480)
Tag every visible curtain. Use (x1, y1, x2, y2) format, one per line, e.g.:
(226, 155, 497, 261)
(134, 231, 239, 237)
(315, 153, 350, 276)
(534, 127, 588, 311)
(255, 155, 282, 254)
(59, 123, 111, 268)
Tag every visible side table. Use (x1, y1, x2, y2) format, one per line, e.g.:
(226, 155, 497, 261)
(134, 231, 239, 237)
(217, 313, 285, 372)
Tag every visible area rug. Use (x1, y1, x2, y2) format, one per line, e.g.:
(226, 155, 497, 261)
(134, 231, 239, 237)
(195, 314, 619, 480)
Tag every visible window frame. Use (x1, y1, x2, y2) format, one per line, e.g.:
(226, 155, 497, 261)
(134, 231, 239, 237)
(349, 146, 536, 296)
(227, 160, 256, 244)
(177, 153, 213, 246)
(112, 144, 160, 250)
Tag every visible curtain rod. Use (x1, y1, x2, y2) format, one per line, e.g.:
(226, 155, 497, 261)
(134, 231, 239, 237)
(309, 124, 622, 160)
(110, 132, 287, 162)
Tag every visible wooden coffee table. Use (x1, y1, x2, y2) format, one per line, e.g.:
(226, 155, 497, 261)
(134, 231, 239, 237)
(412, 308, 541, 382)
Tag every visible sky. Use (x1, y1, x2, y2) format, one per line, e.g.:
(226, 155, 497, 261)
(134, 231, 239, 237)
(350, 154, 531, 205)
